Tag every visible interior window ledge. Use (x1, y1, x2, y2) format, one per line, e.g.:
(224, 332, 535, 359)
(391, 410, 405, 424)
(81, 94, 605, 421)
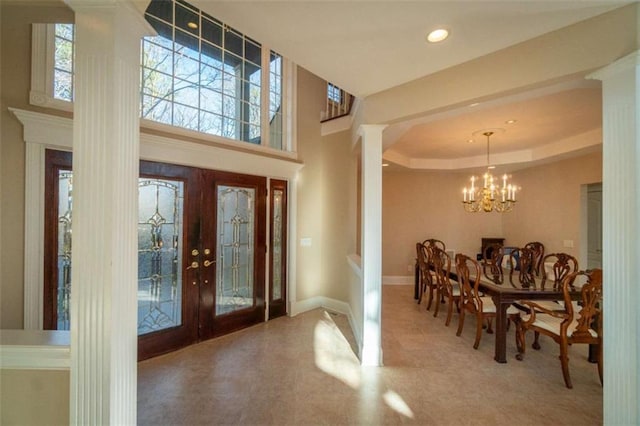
(0, 330, 70, 370)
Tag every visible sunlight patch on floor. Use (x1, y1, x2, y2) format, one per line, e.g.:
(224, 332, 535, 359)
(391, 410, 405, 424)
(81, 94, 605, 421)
(383, 390, 415, 419)
(313, 310, 414, 419)
(313, 310, 361, 389)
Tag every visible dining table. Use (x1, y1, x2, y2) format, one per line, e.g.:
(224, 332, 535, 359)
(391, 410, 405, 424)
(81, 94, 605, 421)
(475, 269, 597, 363)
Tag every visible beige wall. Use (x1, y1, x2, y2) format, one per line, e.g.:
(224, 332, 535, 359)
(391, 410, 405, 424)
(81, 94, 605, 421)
(382, 151, 602, 276)
(0, 369, 69, 425)
(0, 3, 74, 329)
(295, 67, 354, 302)
(501, 151, 603, 258)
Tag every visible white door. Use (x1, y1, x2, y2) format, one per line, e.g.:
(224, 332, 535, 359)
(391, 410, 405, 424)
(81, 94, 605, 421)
(587, 183, 602, 269)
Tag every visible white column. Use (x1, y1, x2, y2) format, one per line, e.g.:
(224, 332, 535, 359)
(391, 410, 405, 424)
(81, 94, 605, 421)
(65, 1, 152, 424)
(589, 50, 640, 425)
(358, 124, 386, 366)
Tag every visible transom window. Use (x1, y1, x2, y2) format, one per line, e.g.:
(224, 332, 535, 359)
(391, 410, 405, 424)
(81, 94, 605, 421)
(40, 0, 289, 151)
(142, 0, 264, 143)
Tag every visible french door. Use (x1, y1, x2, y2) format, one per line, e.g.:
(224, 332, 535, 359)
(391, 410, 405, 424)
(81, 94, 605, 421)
(44, 150, 278, 360)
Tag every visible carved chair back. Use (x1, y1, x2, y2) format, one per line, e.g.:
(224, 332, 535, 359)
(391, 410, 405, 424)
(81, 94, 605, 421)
(524, 241, 545, 276)
(507, 247, 536, 288)
(422, 238, 446, 251)
(482, 243, 507, 284)
(455, 253, 483, 312)
(541, 253, 579, 290)
(562, 268, 603, 342)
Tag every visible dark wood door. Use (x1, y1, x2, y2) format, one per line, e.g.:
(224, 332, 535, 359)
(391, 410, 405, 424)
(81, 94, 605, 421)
(198, 170, 267, 339)
(44, 150, 269, 360)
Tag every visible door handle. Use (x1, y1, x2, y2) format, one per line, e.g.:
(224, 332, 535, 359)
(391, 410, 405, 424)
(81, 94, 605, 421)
(187, 261, 199, 270)
(203, 259, 216, 267)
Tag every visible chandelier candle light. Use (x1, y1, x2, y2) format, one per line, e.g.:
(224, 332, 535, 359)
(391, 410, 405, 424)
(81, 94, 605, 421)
(462, 131, 518, 213)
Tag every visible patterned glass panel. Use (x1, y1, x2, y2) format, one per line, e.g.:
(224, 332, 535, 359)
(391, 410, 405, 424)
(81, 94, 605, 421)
(216, 185, 255, 315)
(272, 189, 283, 300)
(137, 179, 184, 335)
(57, 170, 73, 330)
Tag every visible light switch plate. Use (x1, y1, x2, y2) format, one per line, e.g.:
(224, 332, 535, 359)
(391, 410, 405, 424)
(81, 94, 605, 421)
(300, 237, 312, 247)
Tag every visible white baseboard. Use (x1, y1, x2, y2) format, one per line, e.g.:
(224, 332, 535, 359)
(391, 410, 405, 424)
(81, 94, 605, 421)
(290, 296, 362, 356)
(382, 275, 413, 285)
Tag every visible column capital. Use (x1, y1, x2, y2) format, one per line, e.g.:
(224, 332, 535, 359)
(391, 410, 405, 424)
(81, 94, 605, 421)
(357, 124, 388, 139)
(587, 50, 640, 81)
(65, 0, 155, 40)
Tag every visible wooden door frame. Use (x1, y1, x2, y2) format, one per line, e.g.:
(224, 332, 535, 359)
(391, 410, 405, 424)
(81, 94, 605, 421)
(268, 179, 288, 319)
(199, 170, 267, 340)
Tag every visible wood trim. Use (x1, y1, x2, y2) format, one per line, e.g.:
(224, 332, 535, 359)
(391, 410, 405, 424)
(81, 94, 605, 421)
(43, 150, 72, 330)
(268, 179, 288, 319)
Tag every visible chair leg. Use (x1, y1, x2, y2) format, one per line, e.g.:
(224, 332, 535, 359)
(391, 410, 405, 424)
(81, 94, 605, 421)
(433, 287, 441, 318)
(417, 278, 423, 304)
(485, 317, 493, 334)
(456, 309, 466, 336)
(426, 285, 434, 311)
(515, 320, 526, 361)
(597, 341, 603, 386)
(445, 297, 454, 326)
(473, 313, 483, 349)
(559, 341, 573, 389)
(532, 331, 541, 350)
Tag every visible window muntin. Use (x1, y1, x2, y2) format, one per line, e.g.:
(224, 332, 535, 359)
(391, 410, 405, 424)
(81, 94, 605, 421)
(43, 0, 289, 150)
(142, 0, 264, 143)
(269, 52, 283, 150)
(327, 83, 341, 104)
(53, 24, 74, 102)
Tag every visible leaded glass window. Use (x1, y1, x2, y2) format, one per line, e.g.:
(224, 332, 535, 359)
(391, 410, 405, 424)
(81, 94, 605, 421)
(56, 170, 73, 329)
(216, 185, 255, 315)
(137, 179, 184, 335)
(53, 172, 186, 335)
(271, 189, 284, 300)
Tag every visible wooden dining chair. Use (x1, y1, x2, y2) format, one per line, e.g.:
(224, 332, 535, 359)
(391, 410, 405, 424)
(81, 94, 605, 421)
(540, 253, 579, 290)
(422, 238, 446, 251)
(482, 243, 505, 284)
(431, 247, 460, 326)
(520, 253, 579, 314)
(507, 247, 536, 288)
(455, 253, 521, 349)
(524, 241, 545, 276)
(514, 269, 603, 389)
(417, 243, 437, 308)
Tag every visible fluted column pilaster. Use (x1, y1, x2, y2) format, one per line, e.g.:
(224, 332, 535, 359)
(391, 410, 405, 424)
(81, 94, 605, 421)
(65, 1, 152, 424)
(589, 50, 640, 425)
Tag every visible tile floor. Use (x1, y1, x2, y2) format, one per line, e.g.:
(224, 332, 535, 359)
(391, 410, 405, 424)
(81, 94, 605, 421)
(138, 285, 602, 425)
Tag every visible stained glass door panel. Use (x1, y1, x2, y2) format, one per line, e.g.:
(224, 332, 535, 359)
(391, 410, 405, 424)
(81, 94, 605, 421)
(137, 178, 184, 334)
(268, 179, 287, 319)
(216, 185, 255, 315)
(200, 171, 266, 339)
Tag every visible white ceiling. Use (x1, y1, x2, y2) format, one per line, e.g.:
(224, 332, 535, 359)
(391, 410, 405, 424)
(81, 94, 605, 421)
(172, 1, 627, 168)
(193, 0, 624, 169)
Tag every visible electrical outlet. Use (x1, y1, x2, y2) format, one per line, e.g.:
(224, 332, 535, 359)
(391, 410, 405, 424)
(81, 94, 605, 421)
(407, 264, 413, 272)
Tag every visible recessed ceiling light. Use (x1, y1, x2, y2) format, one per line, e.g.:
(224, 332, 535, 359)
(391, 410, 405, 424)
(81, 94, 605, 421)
(426, 28, 449, 43)
(187, 22, 198, 30)
(467, 139, 474, 143)
(505, 119, 517, 124)
(469, 102, 480, 107)
(382, 163, 390, 167)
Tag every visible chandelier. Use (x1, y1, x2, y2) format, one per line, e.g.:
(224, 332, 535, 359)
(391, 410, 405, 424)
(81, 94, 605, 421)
(462, 131, 518, 213)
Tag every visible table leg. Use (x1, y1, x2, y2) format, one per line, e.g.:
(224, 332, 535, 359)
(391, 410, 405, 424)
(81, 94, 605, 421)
(588, 344, 598, 363)
(491, 294, 509, 363)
